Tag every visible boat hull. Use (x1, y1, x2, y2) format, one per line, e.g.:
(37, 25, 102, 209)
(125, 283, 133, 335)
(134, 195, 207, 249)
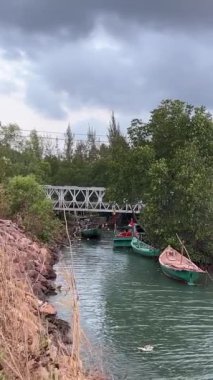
(131, 237, 160, 257)
(81, 228, 101, 239)
(159, 246, 206, 285)
(160, 263, 203, 285)
(113, 237, 132, 248)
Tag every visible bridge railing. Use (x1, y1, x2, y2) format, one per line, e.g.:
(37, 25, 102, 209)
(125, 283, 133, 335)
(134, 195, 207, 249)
(44, 185, 144, 214)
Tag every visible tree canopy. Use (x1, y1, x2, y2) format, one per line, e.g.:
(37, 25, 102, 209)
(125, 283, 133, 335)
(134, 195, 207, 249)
(0, 100, 212, 260)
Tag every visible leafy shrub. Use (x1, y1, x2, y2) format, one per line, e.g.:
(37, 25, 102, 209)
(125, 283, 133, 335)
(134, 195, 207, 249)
(6, 175, 61, 242)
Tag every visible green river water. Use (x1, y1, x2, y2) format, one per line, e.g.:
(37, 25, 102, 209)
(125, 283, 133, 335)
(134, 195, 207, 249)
(49, 233, 213, 380)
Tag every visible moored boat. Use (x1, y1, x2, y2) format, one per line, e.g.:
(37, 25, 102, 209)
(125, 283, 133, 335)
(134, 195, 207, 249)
(113, 236, 133, 248)
(113, 226, 134, 248)
(113, 219, 144, 249)
(131, 237, 160, 257)
(159, 246, 206, 285)
(81, 227, 101, 239)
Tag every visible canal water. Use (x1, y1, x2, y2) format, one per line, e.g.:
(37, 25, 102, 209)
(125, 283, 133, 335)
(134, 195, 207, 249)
(49, 233, 213, 380)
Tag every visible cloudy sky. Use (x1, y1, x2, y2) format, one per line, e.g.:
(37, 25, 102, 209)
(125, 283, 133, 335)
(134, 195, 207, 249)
(0, 0, 213, 137)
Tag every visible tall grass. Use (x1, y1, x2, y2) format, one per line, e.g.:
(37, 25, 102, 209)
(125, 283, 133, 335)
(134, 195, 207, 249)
(0, 241, 107, 379)
(0, 248, 44, 379)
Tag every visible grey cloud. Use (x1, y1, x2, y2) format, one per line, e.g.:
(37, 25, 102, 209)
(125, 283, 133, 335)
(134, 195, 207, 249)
(1, 1, 213, 122)
(26, 77, 68, 119)
(24, 31, 213, 120)
(1, 0, 213, 37)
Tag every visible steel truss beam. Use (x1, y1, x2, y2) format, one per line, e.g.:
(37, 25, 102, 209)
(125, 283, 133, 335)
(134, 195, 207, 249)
(44, 186, 143, 214)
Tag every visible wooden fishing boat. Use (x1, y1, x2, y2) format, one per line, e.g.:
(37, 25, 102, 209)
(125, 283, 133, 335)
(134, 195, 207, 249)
(131, 237, 160, 257)
(113, 236, 133, 248)
(159, 246, 206, 285)
(113, 227, 134, 248)
(81, 227, 101, 239)
(113, 219, 144, 249)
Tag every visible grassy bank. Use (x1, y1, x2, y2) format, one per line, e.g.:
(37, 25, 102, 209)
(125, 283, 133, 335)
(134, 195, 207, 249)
(0, 219, 106, 380)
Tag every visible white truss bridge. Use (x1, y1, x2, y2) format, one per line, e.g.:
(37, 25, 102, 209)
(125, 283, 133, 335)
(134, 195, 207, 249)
(44, 185, 143, 214)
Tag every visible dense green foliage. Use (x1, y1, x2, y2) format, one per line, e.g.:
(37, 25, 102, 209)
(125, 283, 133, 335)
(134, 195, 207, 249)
(0, 101, 212, 259)
(120, 100, 213, 261)
(4, 175, 61, 242)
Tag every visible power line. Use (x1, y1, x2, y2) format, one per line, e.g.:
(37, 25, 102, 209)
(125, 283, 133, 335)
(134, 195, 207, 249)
(20, 128, 108, 138)
(20, 134, 108, 144)
(1, 126, 128, 144)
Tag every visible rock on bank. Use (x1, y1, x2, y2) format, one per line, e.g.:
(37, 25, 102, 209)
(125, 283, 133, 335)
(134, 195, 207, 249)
(0, 218, 107, 380)
(0, 219, 58, 300)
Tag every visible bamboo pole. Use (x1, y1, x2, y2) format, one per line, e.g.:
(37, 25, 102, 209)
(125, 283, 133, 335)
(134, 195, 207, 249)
(176, 234, 192, 261)
(180, 243, 184, 264)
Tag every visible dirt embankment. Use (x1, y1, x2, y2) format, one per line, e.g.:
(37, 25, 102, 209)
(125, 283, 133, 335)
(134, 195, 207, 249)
(0, 218, 68, 328)
(0, 218, 106, 379)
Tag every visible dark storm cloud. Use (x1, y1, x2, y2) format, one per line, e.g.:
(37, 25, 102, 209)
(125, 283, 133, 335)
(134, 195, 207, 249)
(0, 0, 213, 120)
(1, 0, 213, 35)
(24, 32, 213, 119)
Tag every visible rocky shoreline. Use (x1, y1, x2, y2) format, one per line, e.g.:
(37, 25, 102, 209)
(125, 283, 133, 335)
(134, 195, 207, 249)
(0, 218, 107, 379)
(0, 218, 71, 346)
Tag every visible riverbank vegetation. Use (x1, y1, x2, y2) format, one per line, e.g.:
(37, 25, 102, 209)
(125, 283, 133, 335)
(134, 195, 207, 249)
(0, 175, 62, 243)
(0, 99, 212, 259)
(0, 241, 56, 380)
(0, 220, 106, 380)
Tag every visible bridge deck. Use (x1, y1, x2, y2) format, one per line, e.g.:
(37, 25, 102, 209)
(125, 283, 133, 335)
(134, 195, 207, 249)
(44, 186, 143, 214)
